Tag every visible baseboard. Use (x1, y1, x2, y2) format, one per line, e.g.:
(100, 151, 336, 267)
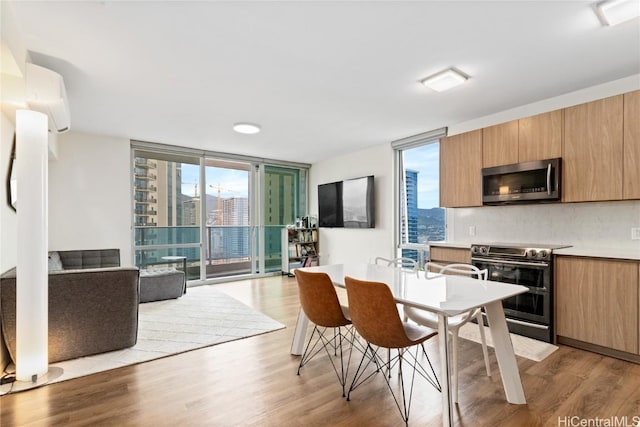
(557, 336, 640, 364)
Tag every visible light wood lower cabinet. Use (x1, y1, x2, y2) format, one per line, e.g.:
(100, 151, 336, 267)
(556, 256, 639, 354)
(429, 246, 470, 264)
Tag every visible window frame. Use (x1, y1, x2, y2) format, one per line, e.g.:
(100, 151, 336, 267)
(391, 127, 447, 265)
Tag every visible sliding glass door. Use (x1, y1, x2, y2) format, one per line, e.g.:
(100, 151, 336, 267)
(133, 151, 201, 280)
(132, 144, 308, 283)
(262, 165, 307, 273)
(203, 158, 252, 278)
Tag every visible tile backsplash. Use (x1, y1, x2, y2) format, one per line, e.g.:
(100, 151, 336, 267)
(450, 200, 640, 250)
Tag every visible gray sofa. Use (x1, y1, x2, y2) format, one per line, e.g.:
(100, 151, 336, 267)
(0, 249, 140, 364)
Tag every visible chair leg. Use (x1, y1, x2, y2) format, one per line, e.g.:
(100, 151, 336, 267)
(476, 315, 491, 376)
(297, 325, 352, 397)
(451, 332, 459, 404)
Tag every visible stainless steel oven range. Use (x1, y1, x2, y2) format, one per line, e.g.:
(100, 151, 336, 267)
(470, 242, 570, 343)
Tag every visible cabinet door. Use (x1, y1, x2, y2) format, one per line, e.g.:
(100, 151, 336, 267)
(518, 110, 562, 162)
(563, 95, 624, 202)
(623, 90, 640, 199)
(482, 121, 519, 168)
(556, 257, 638, 354)
(429, 247, 470, 264)
(440, 130, 482, 207)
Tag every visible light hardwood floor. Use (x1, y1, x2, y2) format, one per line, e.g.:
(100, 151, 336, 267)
(2, 275, 639, 426)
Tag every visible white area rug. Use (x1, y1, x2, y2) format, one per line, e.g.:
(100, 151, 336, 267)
(2, 285, 284, 391)
(458, 323, 558, 362)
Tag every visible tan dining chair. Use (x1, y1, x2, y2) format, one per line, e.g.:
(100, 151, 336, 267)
(374, 256, 419, 373)
(404, 262, 491, 404)
(294, 269, 356, 397)
(344, 276, 440, 426)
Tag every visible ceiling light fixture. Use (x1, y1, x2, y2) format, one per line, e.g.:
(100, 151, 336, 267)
(233, 123, 261, 135)
(594, 0, 640, 26)
(420, 68, 468, 92)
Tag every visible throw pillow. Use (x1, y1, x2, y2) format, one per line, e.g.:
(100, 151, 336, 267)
(48, 251, 63, 271)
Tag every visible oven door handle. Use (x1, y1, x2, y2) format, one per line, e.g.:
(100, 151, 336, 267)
(471, 257, 549, 268)
(506, 317, 549, 330)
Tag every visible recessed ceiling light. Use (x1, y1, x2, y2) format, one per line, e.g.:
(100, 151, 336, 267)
(595, 0, 640, 26)
(420, 68, 468, 92)
(233, 123, 261, 134)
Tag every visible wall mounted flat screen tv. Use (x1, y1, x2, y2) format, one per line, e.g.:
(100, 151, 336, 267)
(318, 180, 343, 227)
(318, 175, 375, 228)
(342, 175, 375, 228)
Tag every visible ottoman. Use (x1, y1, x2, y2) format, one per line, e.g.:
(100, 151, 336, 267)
(139, 268, 185, 303)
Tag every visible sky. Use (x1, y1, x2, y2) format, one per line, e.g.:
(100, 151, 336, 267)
(403, 142, 440, 209)
(180, 164, 249, 198)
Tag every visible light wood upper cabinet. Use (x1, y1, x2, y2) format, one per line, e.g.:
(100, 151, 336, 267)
(518, 110, 563, 163)
(623, 90, 640, 200)
(482, 121, 519, 168)
(556, 256, 638, 354)
(563, 95, 624, 202)
(440, 129, 483, 208)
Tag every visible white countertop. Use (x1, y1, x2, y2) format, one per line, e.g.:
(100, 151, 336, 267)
(428, 241, 471, 249)
(429, 241, 640, 261)
(554, 246, 640, 261)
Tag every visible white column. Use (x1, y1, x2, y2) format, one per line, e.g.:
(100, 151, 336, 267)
(15, 109, 49, 382)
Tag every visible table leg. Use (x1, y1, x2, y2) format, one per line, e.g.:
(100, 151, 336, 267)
(484, 301, 526, 404)
(438, 313, 453, 427)
(291, 308, 309, 355)
(182, 258, 187, 294)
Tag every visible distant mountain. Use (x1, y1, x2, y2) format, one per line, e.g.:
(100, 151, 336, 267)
(417, 207, 445, 242)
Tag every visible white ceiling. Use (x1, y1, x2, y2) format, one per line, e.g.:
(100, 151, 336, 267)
(7, 1, 640, 164)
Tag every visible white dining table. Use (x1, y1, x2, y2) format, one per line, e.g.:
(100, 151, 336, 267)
(290, 263, 529, 427)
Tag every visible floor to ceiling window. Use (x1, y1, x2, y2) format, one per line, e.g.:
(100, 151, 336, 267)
(133, 151, 201, 281)
(263, 165, 306, 272)
(132, 142, 308, 283)
(393, 129, 447, 266)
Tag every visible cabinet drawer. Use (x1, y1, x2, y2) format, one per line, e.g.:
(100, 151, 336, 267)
(429, 247, 470, 264)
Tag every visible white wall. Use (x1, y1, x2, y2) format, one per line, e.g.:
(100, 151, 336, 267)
(309, 143, 395, 264)
(49, 131, 133, 265)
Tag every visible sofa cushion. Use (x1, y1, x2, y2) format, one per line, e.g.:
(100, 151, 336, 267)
(58, 249, 120, 270)
(139, 268, 185, 303)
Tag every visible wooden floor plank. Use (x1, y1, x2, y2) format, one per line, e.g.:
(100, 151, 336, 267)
(1, 275, 638, 426)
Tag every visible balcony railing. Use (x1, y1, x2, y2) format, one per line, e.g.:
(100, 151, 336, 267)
(134, 159, 157, 169)
(134, 172, 157, 180)
(134, 225, 284, 279)
(134, 196, 158, 203)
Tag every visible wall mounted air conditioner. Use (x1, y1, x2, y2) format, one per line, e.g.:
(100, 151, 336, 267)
(25, 63, 71, 133)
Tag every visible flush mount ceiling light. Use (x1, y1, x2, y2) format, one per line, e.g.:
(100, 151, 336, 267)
(594, 0, 640, 26)
(420, 68, 469, 92)
(233, 123, 261, 134)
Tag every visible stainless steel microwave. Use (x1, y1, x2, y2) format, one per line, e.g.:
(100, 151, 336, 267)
(482, 158, 561, 205)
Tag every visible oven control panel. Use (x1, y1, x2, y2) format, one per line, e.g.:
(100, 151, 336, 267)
(471, 245, 551, 260)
